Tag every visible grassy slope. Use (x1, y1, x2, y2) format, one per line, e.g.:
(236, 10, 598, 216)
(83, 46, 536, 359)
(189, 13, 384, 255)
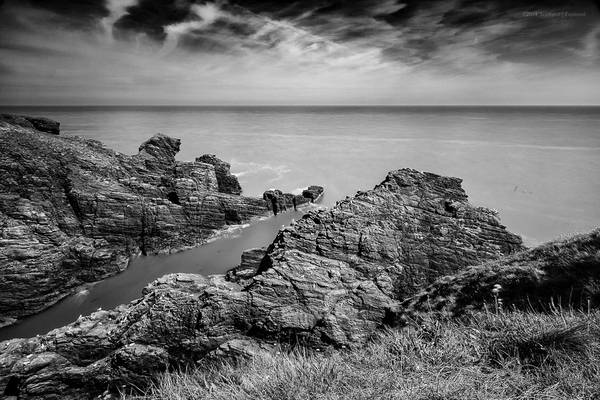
(126, 310, 600, 400)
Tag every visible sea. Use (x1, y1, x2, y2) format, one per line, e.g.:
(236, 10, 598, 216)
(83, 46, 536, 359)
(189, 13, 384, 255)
(1, 105, 599, 339)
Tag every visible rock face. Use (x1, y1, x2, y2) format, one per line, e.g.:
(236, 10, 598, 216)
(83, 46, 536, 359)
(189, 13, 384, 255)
(0, 168, 527, 399)
(0, 114, 60, 135)
(263, 185, 324, 213)
(225, 247, 267, 283)
(0, 116, 317, 327)
(402, 229, 600, 317)
(195, 154, 242, 195)
(302, 185, 323, 202)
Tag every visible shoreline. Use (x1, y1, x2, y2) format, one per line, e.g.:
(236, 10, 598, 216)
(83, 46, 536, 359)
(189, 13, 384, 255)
(0, 199, 323, 339)
(3, 166, 598, 399)
(0, 113, 324, 327)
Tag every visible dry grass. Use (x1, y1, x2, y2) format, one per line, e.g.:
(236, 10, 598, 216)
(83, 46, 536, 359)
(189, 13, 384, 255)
(125, 310, 600, 400)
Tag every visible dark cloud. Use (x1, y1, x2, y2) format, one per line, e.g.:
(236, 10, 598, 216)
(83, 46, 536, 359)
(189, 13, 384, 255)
(2, 0, 599, 71)
(0, 0, 110, 31)
(114, 0, 196, 41)
(28, 0, 109, 19)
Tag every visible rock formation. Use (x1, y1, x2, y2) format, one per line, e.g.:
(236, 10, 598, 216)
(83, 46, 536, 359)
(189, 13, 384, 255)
(0, 114, 60, 135)
(225, 247, 267, 284)
(263, 185, 324, 214)
(0, 167, 529, 399)
(0, 115, 320, 327)
(402, 229, 600, 317)
(195, 154, 242, 195)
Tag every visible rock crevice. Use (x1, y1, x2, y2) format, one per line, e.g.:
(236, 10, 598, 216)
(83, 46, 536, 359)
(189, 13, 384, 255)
(0, 115, 321, 326)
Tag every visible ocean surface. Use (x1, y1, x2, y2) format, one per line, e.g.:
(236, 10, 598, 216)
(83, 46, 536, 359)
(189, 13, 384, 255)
(1, 106, 599, 339)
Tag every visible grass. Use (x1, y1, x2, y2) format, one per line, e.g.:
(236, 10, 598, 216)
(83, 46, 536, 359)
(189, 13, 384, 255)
(125, 310, 600, 400)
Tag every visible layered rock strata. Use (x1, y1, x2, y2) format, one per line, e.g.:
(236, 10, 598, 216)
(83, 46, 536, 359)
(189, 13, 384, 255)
(0, 116, 317, 327)
(195, 154, 243, 195)
(0, 168, 528, 398)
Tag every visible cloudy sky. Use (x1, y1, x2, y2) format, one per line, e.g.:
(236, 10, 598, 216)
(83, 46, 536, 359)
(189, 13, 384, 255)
(0, 0, 599, 105)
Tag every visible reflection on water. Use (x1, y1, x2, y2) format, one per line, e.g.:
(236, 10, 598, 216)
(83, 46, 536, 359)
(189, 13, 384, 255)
(0, 210, 306, 340)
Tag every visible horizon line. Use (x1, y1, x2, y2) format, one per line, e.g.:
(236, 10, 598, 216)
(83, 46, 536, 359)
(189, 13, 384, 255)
(1, 104, 600, 108)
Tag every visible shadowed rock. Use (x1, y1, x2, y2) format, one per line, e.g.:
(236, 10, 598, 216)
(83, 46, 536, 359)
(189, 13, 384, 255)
(402, 229, 600, 317)
(0, 114, 60, 135)
(195, 154, 242, 195)
(263, 186, 324, 213)
(0, 116, 321, 327)
(225, 247, 268, 284)
(0, 168, 527, 398)
(138, 133, 180, 166)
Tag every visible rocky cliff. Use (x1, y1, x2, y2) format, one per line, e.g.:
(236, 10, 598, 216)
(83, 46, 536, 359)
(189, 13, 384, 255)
(0, 167, 528, 398)
(0, 115, 322, 328)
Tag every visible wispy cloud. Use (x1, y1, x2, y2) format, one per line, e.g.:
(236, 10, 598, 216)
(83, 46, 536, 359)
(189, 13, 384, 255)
(0, 0, 598, 105)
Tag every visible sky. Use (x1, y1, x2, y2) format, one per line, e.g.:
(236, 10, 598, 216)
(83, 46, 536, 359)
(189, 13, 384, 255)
(0, 0, 599, 105)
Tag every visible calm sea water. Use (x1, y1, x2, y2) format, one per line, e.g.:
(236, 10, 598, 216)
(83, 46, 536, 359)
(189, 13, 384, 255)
(1, 106, 599, 339)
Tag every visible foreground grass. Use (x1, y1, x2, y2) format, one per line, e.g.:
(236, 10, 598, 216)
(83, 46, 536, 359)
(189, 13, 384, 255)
(127, 310, 600, 400)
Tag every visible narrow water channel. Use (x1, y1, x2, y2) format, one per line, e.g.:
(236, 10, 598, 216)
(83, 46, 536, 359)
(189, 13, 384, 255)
(0, 210, 308, 340)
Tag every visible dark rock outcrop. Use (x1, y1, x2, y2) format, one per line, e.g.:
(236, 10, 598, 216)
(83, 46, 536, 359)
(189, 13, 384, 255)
(302, 185, 323, 202)
(195, 154, 242, 195)
(0, 114, 60, 135)
(137, 133, 180, 167)
(0, 168, 527, 398)
(263, 185, 324, 213)
(0, 116, 320, 327)
(402, 229, 600, 317)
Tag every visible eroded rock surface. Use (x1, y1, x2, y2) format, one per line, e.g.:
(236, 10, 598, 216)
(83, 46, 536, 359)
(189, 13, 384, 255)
(225, 247, 267, 284)
(0, 116, 314, 327)
(0, 168, 526, 398)
(195, 154, 242, 195)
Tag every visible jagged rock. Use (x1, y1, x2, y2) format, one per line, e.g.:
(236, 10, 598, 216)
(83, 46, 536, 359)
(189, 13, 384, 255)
(0, 116, 321, 325)
(263, 185, 324, 213)
(302, 185, 323, 202)
(0, 168, 527, 399)
(0, 114, 60, 135)
(225, 247, 267, 283)
(195, 154, 242, 195)
(137, 133, 180, 167)
(402, 229, 600, 317)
